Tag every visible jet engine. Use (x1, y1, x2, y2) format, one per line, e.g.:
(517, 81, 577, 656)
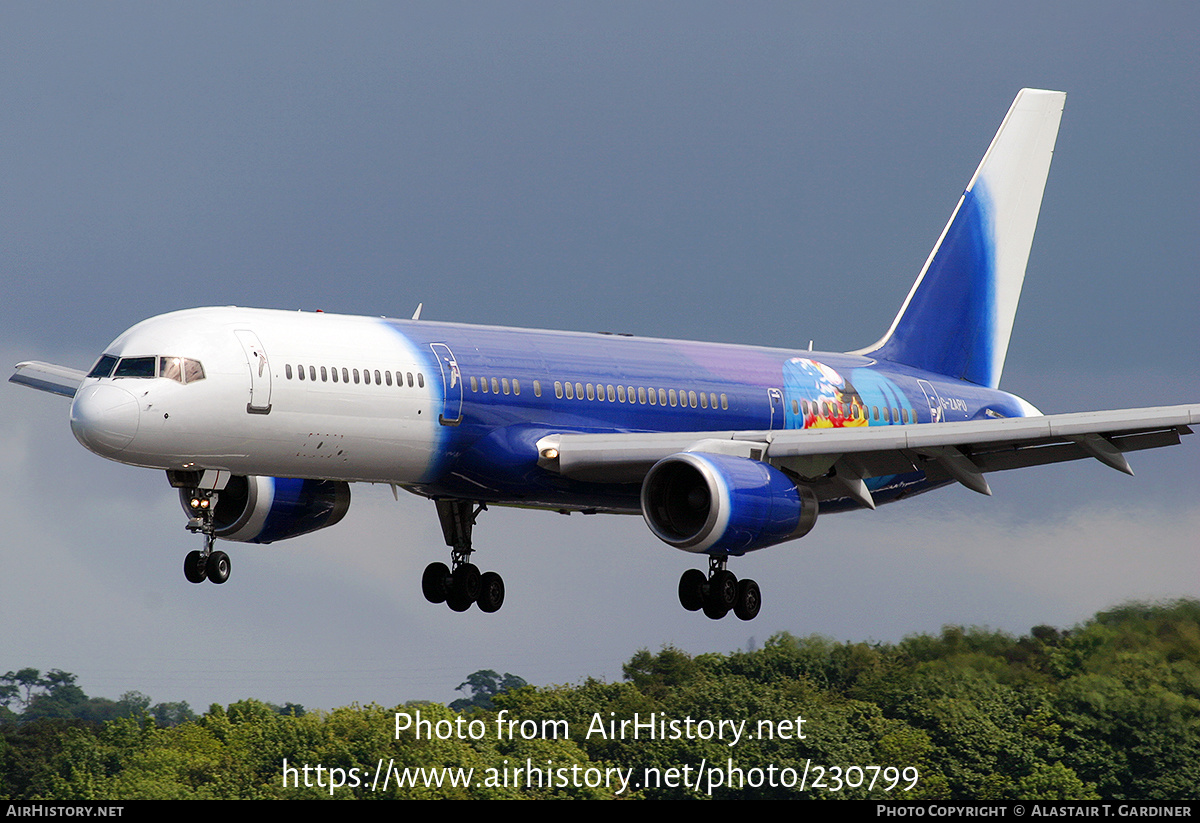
(177, 475, 351, 544)
(640, 452, 817, 554)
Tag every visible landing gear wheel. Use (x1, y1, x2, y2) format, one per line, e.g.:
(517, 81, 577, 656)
(477, 571, 505, 613)
(678, 569, 706, 611)
(422, 562, 450, 604)
(701, 569, 737, 620)
(734, 578, 761, 621)
(206, 550, 231, 584)
(184, 551, 206, 584)
(447, 563, 481, 611)
(709, 569, 738, 609)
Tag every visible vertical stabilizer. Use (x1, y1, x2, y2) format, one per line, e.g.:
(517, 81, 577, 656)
(856, 89, 1065, 388)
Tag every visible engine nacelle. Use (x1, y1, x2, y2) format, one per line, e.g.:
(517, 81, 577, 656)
(178, 475, 351, 544)
(641, 452, 817, 555)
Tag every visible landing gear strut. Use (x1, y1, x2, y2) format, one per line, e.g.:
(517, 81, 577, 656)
(422, 499, 505, 613)
(678, 556, 760, 621)
(183, 489, 231, 585)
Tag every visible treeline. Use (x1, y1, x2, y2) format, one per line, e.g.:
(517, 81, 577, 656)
(3, 599, 1198, 799)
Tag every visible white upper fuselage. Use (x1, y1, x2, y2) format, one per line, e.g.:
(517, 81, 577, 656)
(70, 307, 441, 484)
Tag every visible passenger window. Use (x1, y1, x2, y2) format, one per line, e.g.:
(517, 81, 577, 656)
(321, 366, 328, 382)
(720, 394, 728, 410)
(502, 378, 510, 395)
(586, 383, 595, 401)
(513, 379, 520, 395)
(310, 366, 317, 382)
(418, 374, 424, 388)
(385, 370, 392, 386)
(554, 381, 562, 399)
(492, 377, 500, 394)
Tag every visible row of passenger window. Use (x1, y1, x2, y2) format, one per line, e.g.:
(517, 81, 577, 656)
(467, 373, 730, 411)
(284, 363, 425, 389)
(88, 354, 206, 384)
(554, 381, 729, 410)
(792, 398, 917, 424)
(469, 375, 533, 396)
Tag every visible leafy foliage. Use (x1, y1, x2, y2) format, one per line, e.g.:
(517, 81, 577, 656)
(3, 599, 1198, 799)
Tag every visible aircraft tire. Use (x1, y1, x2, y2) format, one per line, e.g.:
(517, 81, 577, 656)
(450, 563, 481, 606)
(477, 571, 505, 613)
(206, 551, 231, 585)
(678, 569, 706, 611)
(702, 599, 730, 620)
(422, 562, 451, 604)
(447, 592, 473, 612)
(734, 579, 761, 621)
(709, 570, 738, 609)
(184, 550, 206, 584)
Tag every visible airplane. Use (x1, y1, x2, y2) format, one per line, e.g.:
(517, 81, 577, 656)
(10, 89, 1197, 621)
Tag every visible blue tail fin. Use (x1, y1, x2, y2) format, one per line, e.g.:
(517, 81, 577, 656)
(856, 89, 1065, 388)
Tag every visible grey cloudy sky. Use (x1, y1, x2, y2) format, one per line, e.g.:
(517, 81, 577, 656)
(2, 3, 1197, 710)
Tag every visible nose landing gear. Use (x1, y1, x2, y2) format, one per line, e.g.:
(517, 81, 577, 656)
(182, 489, 231, 585)
(678, 556, 760, 621)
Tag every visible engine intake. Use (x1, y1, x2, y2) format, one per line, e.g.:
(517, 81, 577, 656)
(641, 452, 817, 554)
(178, 475, 351, 544)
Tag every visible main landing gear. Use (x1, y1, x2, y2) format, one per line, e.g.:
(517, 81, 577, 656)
(422, 499, 505, 613)
(182, 489, 231, 585)
(678, 556, 761, 621)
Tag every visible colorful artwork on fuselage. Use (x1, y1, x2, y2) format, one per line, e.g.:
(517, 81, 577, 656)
(782, 358, 869, 429)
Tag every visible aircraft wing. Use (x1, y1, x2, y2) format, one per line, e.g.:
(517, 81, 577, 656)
(9, 361, 88, 398)
(536, 404, 1198, 504)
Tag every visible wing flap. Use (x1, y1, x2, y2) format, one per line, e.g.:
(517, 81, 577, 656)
(9, 361, 88, 398)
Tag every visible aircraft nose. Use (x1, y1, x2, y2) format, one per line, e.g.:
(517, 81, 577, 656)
(71, 383, 140, 455)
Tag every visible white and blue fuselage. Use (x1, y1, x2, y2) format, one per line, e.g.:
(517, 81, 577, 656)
(69, 306, 1037, 516)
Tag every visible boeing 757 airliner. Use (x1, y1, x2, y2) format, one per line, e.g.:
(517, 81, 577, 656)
(11, 89, 1197, 621)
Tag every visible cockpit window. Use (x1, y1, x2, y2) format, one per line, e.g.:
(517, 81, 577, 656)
(113, 356, 157, 378)
(87, 354, 118, 379)
(160, 356, 184, 382)
(158, 356, 206, 383)
(108, 355, 206, 383)
(183, 358, 205, 383)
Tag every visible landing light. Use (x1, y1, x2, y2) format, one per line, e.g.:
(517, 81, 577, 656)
(540, 447, 559, 460)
